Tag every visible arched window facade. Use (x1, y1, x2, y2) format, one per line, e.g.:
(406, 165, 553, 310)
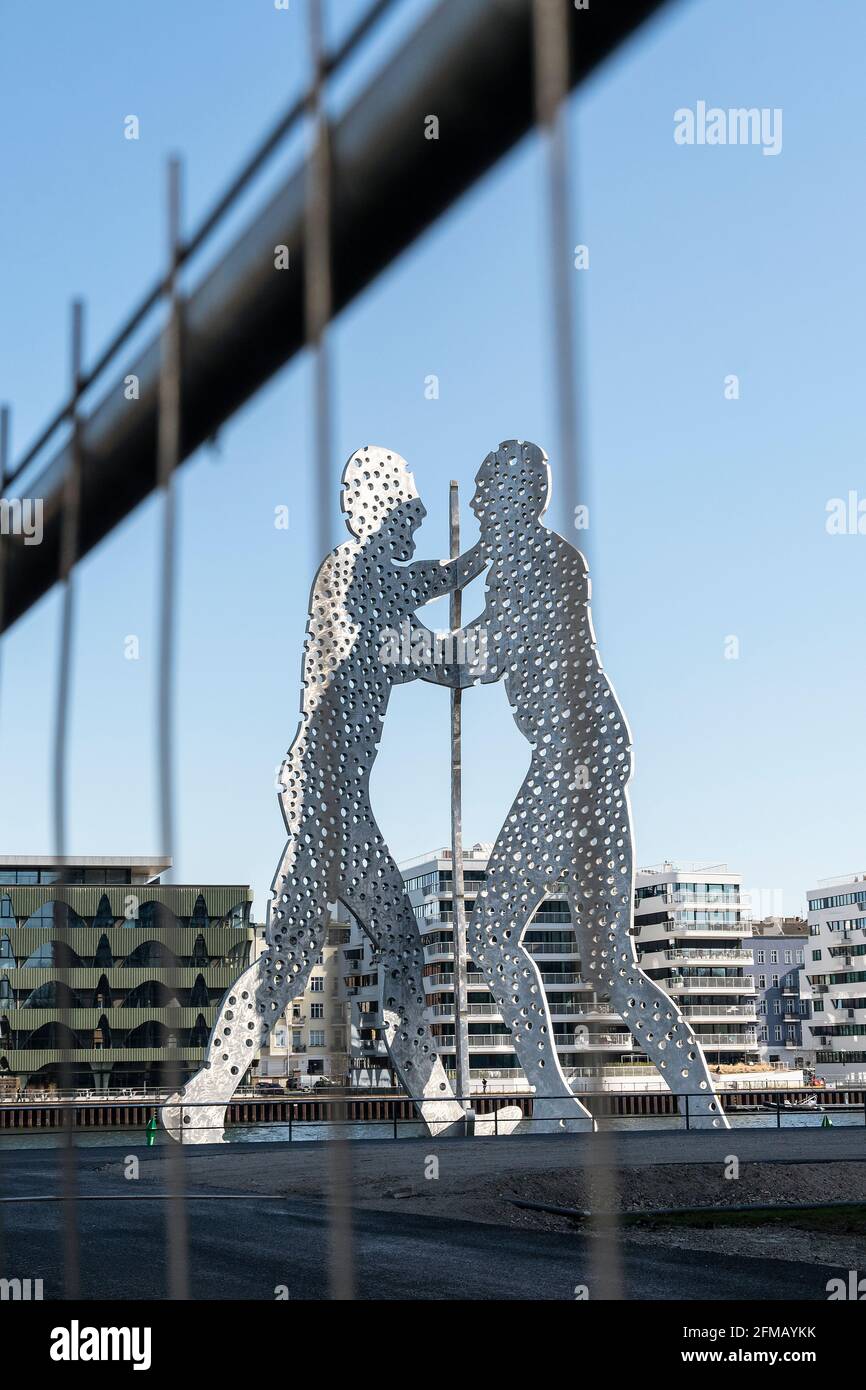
(123, 980, 178, 1009)
(21, 941, 83, 969)
(123, 940, 179, 969)
(24, 1021, 81, 1050)
(22, 901, 86, 931)
(125, 1020, 170, 1048)
(21, 980, 81, 1009)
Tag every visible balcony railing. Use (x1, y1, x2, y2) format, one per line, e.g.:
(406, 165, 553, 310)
(681, 1004, 756, 1017)
(666, 922, 749, 934)
(694, 1032, 758, 1045)
(666, 977, 755, 992)
(662, 948, 751, 962)
(557, 1032, 633, 1048)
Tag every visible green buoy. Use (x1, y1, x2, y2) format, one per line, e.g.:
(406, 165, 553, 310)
(146, 1114, 158, 1146)
(821, 1112, 832, 1128)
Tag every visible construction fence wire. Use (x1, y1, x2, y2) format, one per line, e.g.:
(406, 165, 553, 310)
(0, 0, 626, 1303)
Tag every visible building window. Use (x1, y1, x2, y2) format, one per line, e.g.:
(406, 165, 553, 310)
(769, 951, 778, 964)
(774, 1026, 782, 1041)
(812, 950, 821, 961)
(756, 951, 765, 964)
(309, 1030, 325, 1048)
(311, 1002, 324, 1019)
(758, 975, 766, 989)
(773, 1001, 781, 1015)
(310, 977, 324, 993)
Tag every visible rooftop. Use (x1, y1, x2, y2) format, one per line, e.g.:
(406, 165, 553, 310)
(815, 871, 866, 889)
(637, 861, 734, 876)
(399, 844, 494, 871)
(0, 855, 172, 871)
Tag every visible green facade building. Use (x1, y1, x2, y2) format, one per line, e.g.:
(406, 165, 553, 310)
(0, 856, 254, 1091)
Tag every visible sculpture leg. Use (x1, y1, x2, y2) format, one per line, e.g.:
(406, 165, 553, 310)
(468, 857, 594, 1133)
(340, 838, 467, 1136)
(569, 902, 729, 1130)
(162, 877, 331, 1144)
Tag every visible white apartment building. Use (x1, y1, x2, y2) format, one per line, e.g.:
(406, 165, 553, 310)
(634, 862, 759, 1066)
(257, 921, 350, 1084)
(339, 847, 758, 1093)
(803, 871, 866, 1082)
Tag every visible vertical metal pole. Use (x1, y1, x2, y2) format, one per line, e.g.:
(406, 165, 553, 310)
(534, 0, 622, 1298)
(157, 154, 190, 1301)
(306, 0, 334, 568)
(54, 301, 84, 859)
(54, 298, 84, 1300)
(533, 0, 578, 529)
(157, 156, 182, 875)
(0, 405, 9, 719)
(449, 481, 470, 1110)
(0, 405, 7, 1282)
(306, 0, 354, 1301)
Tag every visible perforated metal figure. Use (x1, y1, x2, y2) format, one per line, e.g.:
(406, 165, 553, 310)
(163, 446, 484, 1142)
(448, 440, 729, 1130)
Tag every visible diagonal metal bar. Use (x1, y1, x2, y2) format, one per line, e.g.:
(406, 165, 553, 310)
(4, 0, 400, 497)
(1, 0, 671, 635)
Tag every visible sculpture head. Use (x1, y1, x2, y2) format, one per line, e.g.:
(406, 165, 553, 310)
(470, 440, 551, 544)
(341, 445, 425, 561)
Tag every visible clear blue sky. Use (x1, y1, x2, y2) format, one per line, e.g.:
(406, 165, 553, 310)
(0, 0, 862, 919)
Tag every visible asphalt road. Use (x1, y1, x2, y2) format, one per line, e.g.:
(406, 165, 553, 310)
(0, 1190, 846, 1301)
(0, 1135, 856, 1300)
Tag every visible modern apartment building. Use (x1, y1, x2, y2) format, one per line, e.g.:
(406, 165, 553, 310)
(803, 871, 866, 1081)
(342, 916, 389, 1088)
(744, 918, 809, 1067)
(633, 862, 759, 1066)
(257, 920, 350, 1084)
(0, 855, 253, 1091)
(338, 847, 758, 1092)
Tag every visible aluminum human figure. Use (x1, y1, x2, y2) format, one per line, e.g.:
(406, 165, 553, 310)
(446, 440, 729, 1130)
(163, 446, 484, 1142)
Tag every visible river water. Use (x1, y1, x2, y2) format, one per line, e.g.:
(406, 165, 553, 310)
(0, 1109, 860, 1150)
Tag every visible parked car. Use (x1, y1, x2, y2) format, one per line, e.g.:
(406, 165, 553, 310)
(255, 1082, 286, 1095)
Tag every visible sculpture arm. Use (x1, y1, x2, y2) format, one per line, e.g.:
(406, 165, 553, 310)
(416, 612, 505, 688)
(403, 541, 486, 605)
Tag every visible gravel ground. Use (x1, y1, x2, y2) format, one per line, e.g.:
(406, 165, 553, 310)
(121, 1135, 866, 1266)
